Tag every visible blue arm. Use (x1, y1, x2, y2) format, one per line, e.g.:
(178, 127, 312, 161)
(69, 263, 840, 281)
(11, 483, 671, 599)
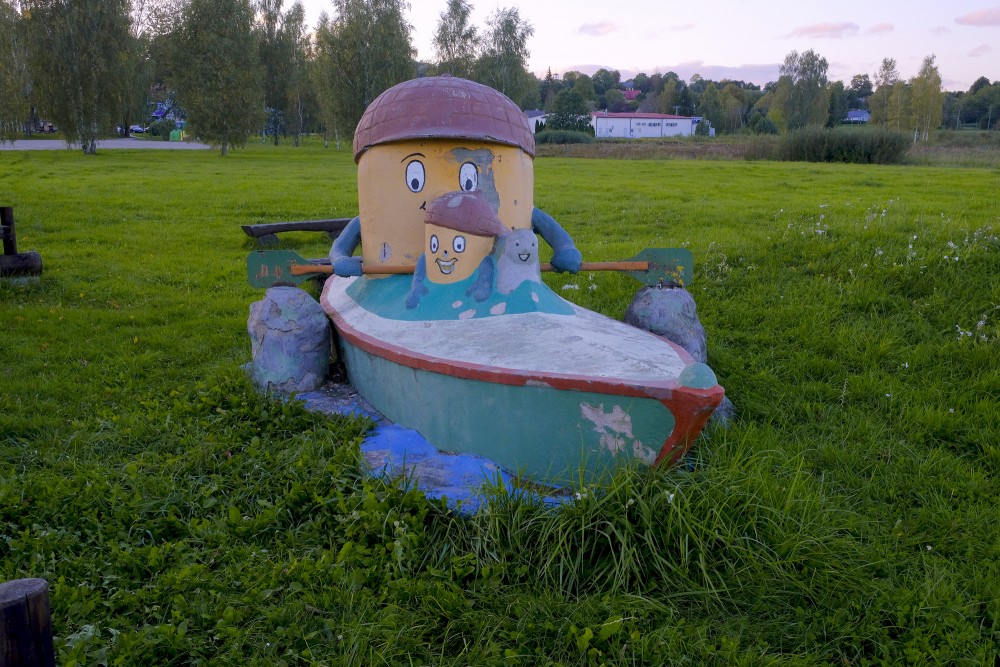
(329, 216, 362, 277)
(405, 255, 429, 310)
(466, 257, 495, 302)
(532, 207, 582, 273)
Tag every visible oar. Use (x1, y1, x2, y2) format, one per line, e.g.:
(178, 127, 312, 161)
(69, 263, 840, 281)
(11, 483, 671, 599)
(247, 248, 693, 289)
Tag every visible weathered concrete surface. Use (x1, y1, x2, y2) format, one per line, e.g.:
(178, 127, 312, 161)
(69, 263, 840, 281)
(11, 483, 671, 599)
(247, 287, 330, 394)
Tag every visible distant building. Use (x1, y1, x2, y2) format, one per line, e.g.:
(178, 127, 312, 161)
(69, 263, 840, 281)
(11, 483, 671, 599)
(591, 112, 699, 138)
(524, 109, 547, 134)
(844, 110, 871, 124)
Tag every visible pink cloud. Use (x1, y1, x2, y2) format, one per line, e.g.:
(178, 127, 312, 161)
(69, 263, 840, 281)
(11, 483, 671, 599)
(968, 44, 992, 57)
(577, 22, 618, 37)
(868, 23, 894, 34)
(931, 26, 951, 35)
(785, 22, 860, 39)
(956, 7, 1000, 26)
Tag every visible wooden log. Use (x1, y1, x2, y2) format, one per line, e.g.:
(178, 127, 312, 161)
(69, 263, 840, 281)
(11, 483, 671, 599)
(0, 252, 43, 277)
(1, 207, 15, 255)
(0, 579, 55, 667)
(241, 218, 353, 239)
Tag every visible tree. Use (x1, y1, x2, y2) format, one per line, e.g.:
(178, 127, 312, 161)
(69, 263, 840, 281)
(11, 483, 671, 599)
(474, 6, 533, 104)
(21, 0, 133, 154)
(848, 73, 873, 102)
(171, 0, 264, 155)
(434, 0, 479, 78)
(546, 89, 590, 133)
(774, 49, 830, 130)
(720, 83, 746, 133)
(826, 80, 849, 127)
(591, 68, 619, 96)
(697, 82, 724, 130)
(0, 2, 31, 143)
(657, 77, 678, 115)
(313, 0, 414, 145)
(280, 2, 312, 145)
(910, 55, 943, 141)
(572, 73, 596, 104)
(868, 58, 899, 126)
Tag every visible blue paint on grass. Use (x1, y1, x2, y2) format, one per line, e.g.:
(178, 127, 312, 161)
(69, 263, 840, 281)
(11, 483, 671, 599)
(298, 384, 570, 514)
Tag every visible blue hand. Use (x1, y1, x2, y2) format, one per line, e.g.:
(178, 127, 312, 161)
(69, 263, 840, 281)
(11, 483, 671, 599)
(332, 256, 362, 277)
(550, 246, 582, 273)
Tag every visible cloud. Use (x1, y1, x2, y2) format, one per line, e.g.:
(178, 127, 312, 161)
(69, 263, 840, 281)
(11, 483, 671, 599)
(666, 23, 695, 32)
(867, 23, 894, 34)
(955, 7, 1000, 26)
(931, 26, 951, 35)
(785, 22, 860, 39)
(968, 44, 992, 57)
(577, 22, 618, 37)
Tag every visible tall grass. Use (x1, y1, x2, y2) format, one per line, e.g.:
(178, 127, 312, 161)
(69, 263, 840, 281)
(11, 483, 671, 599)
(2, 142, 998, 664)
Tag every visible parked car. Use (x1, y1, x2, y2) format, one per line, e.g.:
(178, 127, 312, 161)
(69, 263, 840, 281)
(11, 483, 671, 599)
(129, 124, 146, 134)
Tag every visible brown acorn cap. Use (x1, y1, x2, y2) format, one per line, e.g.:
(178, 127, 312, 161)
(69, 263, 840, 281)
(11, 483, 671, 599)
(353, 76, 535, 162)
(424, 192, 508, 238)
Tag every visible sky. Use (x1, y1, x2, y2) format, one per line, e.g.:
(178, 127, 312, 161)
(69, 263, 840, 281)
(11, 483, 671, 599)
(298, 0, 1000, 91)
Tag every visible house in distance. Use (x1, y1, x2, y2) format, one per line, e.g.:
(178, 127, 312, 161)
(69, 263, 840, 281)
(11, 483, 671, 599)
(591, 111, 708, 138)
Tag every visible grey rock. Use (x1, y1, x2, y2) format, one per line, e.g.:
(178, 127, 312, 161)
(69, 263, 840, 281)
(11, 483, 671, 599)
(625, 286, 707, 363)
(247, 286, 330, 394)
(709, 397, 737, 428)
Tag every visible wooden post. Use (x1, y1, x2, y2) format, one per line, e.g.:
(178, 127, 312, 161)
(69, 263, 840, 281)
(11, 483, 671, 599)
(0, 207, 15, 255)
(0, 579, 55, 667)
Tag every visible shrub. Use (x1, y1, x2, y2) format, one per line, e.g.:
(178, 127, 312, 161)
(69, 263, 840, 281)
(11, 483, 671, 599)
(779, 126, 910, 164)
(148, 118, 177, 140)
(535, 129, 595, 145)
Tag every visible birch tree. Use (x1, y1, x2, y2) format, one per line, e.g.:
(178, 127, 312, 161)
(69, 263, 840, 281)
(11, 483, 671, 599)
(313, 0, 414, 144)
(434, 0, 479, 78)
(0, 1, 31, 143)
(910, 55, 943, 142)
(21, 0, 132, 154)
(474, 6, 533, 104)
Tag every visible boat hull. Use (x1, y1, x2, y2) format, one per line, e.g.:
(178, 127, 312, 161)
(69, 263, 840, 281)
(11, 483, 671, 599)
(322, 276, 724, 486)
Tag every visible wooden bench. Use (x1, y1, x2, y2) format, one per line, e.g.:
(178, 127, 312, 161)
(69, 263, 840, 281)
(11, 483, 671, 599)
(241, 218, 353, 246)
(0, 207, 43, 277)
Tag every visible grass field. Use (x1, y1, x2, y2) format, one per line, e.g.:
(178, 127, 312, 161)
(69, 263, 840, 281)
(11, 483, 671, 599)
(2, 140, 999, 665)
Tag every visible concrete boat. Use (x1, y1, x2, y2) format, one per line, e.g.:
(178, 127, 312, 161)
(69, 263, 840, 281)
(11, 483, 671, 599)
(320, 274, 724, 487)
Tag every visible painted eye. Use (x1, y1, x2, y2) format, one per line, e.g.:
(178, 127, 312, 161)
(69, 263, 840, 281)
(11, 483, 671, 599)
(406, 160, 425, 192)
(430, 234, 439, 253)
(459, 162, 478, 192)
(453, 235, 466, 253)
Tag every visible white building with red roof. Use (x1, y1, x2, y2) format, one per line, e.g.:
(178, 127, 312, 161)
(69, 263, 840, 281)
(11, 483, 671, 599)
(591, 112, 701, 138)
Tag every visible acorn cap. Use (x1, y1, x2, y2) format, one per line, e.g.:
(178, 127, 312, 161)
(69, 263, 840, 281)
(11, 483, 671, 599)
(424, 192, 508, 238)
(353, 76, 535, 162)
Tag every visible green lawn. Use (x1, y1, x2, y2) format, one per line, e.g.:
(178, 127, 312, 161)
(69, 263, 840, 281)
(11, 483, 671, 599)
(2, 141, 998, 665)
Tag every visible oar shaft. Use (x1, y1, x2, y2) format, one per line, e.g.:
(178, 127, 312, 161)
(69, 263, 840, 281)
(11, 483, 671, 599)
(292, 260, 651, 277)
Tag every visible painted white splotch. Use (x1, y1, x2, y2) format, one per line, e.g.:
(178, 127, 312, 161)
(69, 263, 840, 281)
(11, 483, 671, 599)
(580, 402, 657, 464)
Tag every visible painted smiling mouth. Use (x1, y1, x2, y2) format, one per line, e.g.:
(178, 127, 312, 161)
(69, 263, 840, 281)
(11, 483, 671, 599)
(518, 253, 531, 262)
(436, 258, 457, 274)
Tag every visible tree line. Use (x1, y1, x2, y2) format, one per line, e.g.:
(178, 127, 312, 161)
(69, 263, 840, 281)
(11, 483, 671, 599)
(1, 0, 997, 154)
(0, 0, 533, 154)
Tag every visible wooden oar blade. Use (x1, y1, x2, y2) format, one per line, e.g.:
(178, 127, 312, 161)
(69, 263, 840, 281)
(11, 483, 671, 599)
(247, 249, 314, 288)
(626, 248, 693, 287)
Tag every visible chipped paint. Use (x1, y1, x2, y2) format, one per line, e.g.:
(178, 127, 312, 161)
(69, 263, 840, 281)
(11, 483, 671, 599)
(580, 402, 657, 464)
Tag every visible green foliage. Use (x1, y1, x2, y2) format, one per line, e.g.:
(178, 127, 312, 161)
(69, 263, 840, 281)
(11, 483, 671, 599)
(20, 0, 133, 153)
(171, 0, 264, 155)
(474, 6, 534, 104)
(534, 130, 595, 144)
(434, 0, 479, 78)
(0, 2, 30, 143)
(775, 126, 911, 163)
(147, 118, 176, 139)
(1, 144, 998, 664)
(547, 89, 592, 133)
(313, 0, 414, 142)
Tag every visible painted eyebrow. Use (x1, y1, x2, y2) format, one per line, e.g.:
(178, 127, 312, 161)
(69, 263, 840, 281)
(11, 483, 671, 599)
(400, 152, 425, 163)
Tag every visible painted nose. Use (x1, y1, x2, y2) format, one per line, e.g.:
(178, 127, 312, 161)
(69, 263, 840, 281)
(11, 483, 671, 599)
(424, 191, 507, 238)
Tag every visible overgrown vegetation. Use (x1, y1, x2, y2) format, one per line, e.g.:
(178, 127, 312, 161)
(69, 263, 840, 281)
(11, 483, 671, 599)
(2, 142, 998, 664)
(772, 126, 912, 164)
(534, 129, 595, 145)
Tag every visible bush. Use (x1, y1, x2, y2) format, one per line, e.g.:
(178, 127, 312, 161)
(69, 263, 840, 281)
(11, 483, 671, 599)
(148, 118, 177, 140)
(779, 126, 910, 164)
(535, 130, 595, 145)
